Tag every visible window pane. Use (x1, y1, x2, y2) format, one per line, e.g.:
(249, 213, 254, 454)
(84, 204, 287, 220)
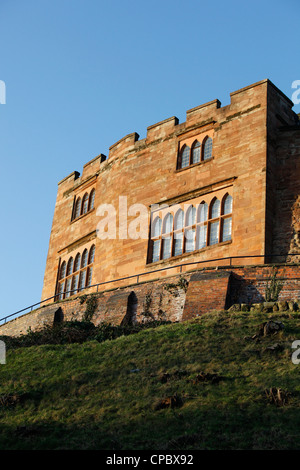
(82, 249, 88, 268)
(198, 203, 208, 223)
(152, 217, 162, 238)
(66, 258, 73, 276)
(186, 206, 196, 226)
(185, 228, 195, 252)
(152, 239, 161, 263)
(74, 254, 81, 272)
(211, 199, 220, 219)
(58, 281, 65, 300)
(60, 262, 66, 280)
(72, 274, 79, 294)
(75, 198, 81, 218)
(192, 141, 201, 164)
(89, 190, 95, 210)
(89, 245, 95, 264)
(163, 213, 173, 234)
(65, 278, 72, 298)
(79, 270, 86, 291)
(174, 210, 184, 230)
(209, 221, 219, 245)
(203, 137, 213, 160)
(222, 217, 232, 242)
(224, 195, 233, 215)
(87, 267, 93, 287)
(162, 237, 171, 259)
(180, 146, 190, 168)
(196, 224, 207, 250)
(174, 232, 183, 256)
(82, 194, 89, 214)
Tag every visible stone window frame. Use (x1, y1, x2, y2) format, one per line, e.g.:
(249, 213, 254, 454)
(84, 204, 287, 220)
(71, 187, 96, 222)
(56, 244, 96, 300)
(148, 192, 232, 264)
(177, 134, 213, 170)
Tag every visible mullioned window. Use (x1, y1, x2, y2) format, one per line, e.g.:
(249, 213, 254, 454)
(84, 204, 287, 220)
(71, 188, 95, 221)
(177, 136, 213, 169)
(148, 194, 232, 264)
(56, 244, 96, 300)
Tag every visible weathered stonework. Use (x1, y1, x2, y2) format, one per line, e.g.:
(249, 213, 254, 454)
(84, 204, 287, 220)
(42, 78, 300, 303)
(1, 264, 300, 337)
(1, 79, 300, 335)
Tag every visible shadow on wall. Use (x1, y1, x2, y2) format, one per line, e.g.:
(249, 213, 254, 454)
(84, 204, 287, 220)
(272, 133, 300, 263)
(121, 292, 138, 326)
(229, 273, 265, 305)
(53, 307, 64, 324)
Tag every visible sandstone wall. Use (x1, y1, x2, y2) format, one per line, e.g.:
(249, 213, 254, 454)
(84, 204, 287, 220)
(42, 79, 280, 303)
(2, 264, 300, 337)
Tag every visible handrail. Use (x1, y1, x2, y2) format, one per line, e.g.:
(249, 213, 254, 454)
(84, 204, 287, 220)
(0, 253, 299, 325)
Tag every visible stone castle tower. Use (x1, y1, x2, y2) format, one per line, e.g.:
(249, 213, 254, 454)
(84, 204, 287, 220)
(1, 79, 299, 335)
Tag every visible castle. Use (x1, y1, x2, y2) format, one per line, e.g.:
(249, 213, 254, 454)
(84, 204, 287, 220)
(1, 79, 300, 335)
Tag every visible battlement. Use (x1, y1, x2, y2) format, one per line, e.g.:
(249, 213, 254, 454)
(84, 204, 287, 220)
(57, 78, 297, 194)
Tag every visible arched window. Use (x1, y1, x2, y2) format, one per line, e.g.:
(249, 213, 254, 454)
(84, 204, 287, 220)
(221, 194, 233, 242)
(66, 257, 73, 277)
(151, 217, 162, 263)
(82, 193, 89, 215)
(146, 194, 233, 264)
(162, 213, 173, 235)
(191, 140, 201, 164)
(162, 213, 173, 260)
(60, 261, 66, 280)
(185, 205, 196, 226)
(180, 145, 190, 169)
(209, 199, 220, 245)
(89, 245, 95, 264)
(71, 273, 79, 295)
(211, 198, 220, 219)
(185, 206, 196, 253)
(178, 136, 213, 170)
(197, 202, 208, 223)
(56, 246, 96, 298)
(173, 209, 184, 257)
(174, 209, 184, 230)
(223, 194, 233, 215)
(203, 137, 213, 161)
(74, 197, 81, 219)
(81, 249, 88, 268)
(89, 189, 95, 211)
(74, 253, 81, 272)
(196, 202, 208, 250)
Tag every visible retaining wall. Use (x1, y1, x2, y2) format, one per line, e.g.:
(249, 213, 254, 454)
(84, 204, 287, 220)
(1, 264, 300, 337)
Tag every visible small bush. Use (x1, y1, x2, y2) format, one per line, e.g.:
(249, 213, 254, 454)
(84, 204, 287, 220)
(265, 268, 283, 302)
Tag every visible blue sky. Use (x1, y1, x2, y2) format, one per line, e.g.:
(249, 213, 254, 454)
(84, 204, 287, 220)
(0, 0, 299, 319)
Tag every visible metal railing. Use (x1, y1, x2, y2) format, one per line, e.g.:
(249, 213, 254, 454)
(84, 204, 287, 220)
(1, 253, 299, 325)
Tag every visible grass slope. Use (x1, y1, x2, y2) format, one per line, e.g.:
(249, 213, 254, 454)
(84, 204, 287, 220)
(0, 310, 300, 450)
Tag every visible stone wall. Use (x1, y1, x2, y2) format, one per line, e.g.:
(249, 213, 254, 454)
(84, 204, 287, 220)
(1, 264, 300, 337)
(42, 79, 287, 304)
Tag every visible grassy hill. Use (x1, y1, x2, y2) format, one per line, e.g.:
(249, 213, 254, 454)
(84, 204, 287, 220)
(0, 309, 300, 450)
